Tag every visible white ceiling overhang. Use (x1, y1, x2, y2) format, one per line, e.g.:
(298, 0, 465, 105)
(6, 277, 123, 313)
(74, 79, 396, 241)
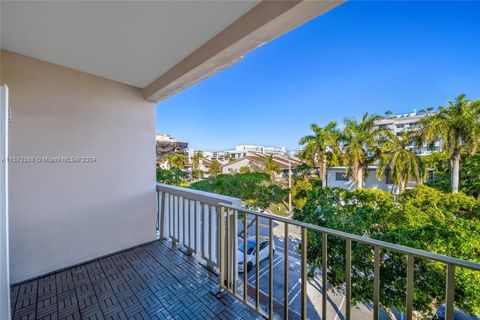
(1, 1, 344, 102)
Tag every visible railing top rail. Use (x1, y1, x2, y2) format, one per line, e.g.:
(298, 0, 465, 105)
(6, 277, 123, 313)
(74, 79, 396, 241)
(157, 183, 241, 206)
(219, 202, 480, 271)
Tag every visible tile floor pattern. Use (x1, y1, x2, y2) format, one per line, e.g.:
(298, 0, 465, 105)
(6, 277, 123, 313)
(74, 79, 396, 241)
(10, 240, 262, 320)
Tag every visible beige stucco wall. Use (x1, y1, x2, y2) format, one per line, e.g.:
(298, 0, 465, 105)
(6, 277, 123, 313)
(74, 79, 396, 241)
(1, 50, 156, 283)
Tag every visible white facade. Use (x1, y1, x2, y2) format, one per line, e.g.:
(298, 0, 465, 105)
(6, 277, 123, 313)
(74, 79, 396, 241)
(221, 158, 264, 174)
(326, 167, 399, 194)
(374, 112, 441, 156)
(233, 144, 286, 155)
(4, 51, 156, 283)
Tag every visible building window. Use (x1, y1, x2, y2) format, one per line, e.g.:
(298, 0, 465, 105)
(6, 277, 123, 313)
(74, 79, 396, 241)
(396, 124, 405, 128)
(335, 172, 349, 181)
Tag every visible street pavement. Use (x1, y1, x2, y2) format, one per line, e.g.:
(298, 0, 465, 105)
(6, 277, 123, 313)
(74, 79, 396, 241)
(237, 215, 400, 320)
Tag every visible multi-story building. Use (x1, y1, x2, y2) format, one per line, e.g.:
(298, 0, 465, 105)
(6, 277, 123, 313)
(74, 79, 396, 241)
(373, 111, 441, 155)
(229, 144, 287, 158)
(155, 134, 188, 161)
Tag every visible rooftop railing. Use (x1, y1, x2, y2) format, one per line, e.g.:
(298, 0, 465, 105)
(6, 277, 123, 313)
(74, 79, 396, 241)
(156, 183, 480, 320)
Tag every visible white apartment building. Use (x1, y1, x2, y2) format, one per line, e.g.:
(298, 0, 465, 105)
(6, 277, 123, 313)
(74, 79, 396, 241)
(231, 144, 287, 157)
(326, 166, 423, 194)
(374, 111, 441, 155)
(187, 144, 288, 163)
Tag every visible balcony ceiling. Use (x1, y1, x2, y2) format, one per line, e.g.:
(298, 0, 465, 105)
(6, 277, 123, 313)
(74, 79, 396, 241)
(0, 1, 260, 88)
(1, 1, 344, 102)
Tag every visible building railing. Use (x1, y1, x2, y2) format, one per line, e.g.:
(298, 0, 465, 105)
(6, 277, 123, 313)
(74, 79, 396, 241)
(156, 183, 240, 270)
(156, 183, 480, 320)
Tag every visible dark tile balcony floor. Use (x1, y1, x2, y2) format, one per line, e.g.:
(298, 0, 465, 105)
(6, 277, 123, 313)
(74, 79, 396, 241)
(10, 240, 261, 320)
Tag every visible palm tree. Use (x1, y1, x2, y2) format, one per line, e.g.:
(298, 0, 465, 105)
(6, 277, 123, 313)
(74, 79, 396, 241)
(341, 113, 383, 189)
(262, 155, 281, 180)
(163, 153, 188, 170)
(191, 151, 204, 179)
(208, 160, 221, 177)
(299, 121, 340, 187)
(418, 94, 480, 192)
(377, 132, 421, 192)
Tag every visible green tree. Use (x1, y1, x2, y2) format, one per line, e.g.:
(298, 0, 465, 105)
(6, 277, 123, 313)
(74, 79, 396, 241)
(262, 155, 281, 180)
(191, 172, 289, 239)
(156, 167, 188, 186)
(294, 186, 480, 319)
(163, 153, 188, 170)
(418, 94, 480, 192)
(208, 160, 222, 177)
(377, 132, 421, 192)
(239, 166, 251, 174)
(341, 113, 383, 188)
(190, 172, 287, 210)
(191, 151, 204, 179)
(427, 152, 480, 197)
(299, 121, 340, 187)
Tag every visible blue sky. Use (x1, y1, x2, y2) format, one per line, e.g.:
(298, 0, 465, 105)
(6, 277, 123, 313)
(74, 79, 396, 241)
(156, 1, 480, 151)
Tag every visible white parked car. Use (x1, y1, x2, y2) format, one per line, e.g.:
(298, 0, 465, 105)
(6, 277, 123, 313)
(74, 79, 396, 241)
(238, 237, 275, 273)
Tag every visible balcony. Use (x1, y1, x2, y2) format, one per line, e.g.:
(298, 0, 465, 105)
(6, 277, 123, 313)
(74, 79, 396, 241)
(10, 240, 260, 320)
(8, 184, 480, 320)
(1, 2, 479, 320)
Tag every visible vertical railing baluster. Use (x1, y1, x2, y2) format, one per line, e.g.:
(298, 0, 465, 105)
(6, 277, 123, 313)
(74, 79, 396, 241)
(233, 209, 238, 296)
(159, 192, 166, 240)
(406, 254, 414, 320)
(445, 264, 455, 320)
(284, 223, 289, 320)
(255, 217, 260, 310)
(177, 196, 180, 245)
(226, 207, 231, 291)
(373, 246, 380, 320)
(219, 206, 225, 290)
(243, 212, 248, 303)
(182, 198, 186, 246)
(194, 201, 198, 253)
(216, 206, 220, 266)
(201, 203, 205, 259)
(156, 190, 160, 233)
(269, 219, 274, 319)
(301, 227, 308, 320)
(345, 239, 352, 320)
(322, 233, 328, 320)
(187, 199, 191, 250)
(169, 194, 172, 240)
(173, 195, 177, 247)
(208, 205, 213, 260)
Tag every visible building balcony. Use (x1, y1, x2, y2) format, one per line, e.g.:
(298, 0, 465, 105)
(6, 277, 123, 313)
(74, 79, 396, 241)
(10, 240, 260, 320)
(8, 183, 480, 320)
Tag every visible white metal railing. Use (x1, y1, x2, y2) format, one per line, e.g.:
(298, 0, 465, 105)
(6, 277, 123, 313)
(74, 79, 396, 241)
(156, 183, 240, 270)
(156, 183, 480, 320)
(217, 203, 480, 320)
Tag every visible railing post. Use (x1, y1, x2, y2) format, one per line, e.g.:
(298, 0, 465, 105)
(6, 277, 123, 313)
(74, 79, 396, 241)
(445, 264, 455, 320)
(301, 227, 308, 320)
(156, 190, 160, 233)
(406, 254, 414, 320)
(159, 191, 166, 240)
(218, 206, 225, 291)
(373, 246, 380, 320)
(284, 223, 289, 320)
(345, 239, 352, 320)
(322, 233, 328, 320)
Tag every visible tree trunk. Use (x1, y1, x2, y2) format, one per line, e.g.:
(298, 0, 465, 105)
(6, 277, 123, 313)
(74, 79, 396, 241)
(322, 155, 328, 188)
(357, 167, 364, 189)
(451, 152, 460, 193)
